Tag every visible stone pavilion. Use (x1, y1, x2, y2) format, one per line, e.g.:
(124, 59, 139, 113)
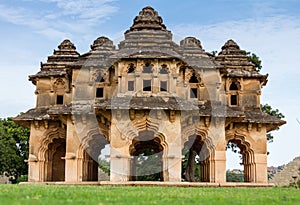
(14, 6, 285, 183)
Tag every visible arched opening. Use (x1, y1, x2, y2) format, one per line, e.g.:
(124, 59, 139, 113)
(80, 133, 109, 181)
(159, 65, 169, 74)
(45, 138, 66, 181)
(229, 82, 239, 90)
(95, 74, 105, 82)
(142, 63, 152, 73)
(226, 138, 254, 182)
(128, 64, 135, 73)
(129, 131, 164, 181)
(182, 135, 211, 182)
(189, 73, 199, 83)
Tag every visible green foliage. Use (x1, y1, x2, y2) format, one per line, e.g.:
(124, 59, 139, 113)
(261, 104, 285, 143)
(0, 185, 299, 205)
(181, 147, 201, 181)
(0, 117, 30, 183)
(16, 175, 28, 184)
(243, 51, 262, 72)
(136, 149, 162, 181)
(211, 50, 218, 56)
(226, 170, 244, 182)
(98, 159, 110, 176)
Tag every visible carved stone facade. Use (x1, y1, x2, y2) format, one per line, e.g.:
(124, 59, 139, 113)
(15, 6, 285, 183)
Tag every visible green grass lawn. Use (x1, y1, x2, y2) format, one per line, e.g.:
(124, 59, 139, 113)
(0, 185, 299, 205)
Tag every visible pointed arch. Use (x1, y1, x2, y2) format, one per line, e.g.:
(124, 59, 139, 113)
(38, 128, 66, 182)
(226, 130, 255, 182)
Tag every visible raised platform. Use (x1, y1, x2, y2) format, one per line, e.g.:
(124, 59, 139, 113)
(20, 181, 275, 188)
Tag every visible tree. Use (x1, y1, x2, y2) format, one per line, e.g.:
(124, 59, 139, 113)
(136, 149, 162, 181)
(261, 104, 285, 143)
(244, 51, 262, 72)
(0, 117, 30, 183)
(226, 170, 244, 182)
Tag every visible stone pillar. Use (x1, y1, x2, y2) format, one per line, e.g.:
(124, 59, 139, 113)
(27, 124, 41, 182)
(254, 153, 268, 183)
(208, 117, 226, 183)
(250, 126, 268, 183)
(65, 118, 80, 182)
(163, 112, 182, 182)
(210, 150, 226, 183)
(28, 123, 48, 182)
(166, 143, 182, 182)
(109, 121, 131, 182)
(110, 151, 131, 182)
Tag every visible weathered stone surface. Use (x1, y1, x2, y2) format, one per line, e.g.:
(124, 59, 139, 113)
(14, 6, 285, 184)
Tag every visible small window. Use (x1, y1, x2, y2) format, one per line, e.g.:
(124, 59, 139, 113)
(128, 81, 134, 91)
(190, 88, 198, 98)
(160, 81, 167, 92)
(96, 88, 104, 98)
(230, 95, 238, 106)
(143, 80, 152, 91)
(56, 95, 64, 105)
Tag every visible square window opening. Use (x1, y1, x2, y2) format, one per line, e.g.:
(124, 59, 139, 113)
(56, 95, 64, 105)
(190, 88, 198, 98)
(143, 80, 152, 92)
(160, 81, 167, 92)
(128, 81, 134, 91)
(96, 88, 104, 98)
(230, 95, 238, 106)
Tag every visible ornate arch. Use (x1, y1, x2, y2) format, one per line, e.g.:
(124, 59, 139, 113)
(38, 127, 66, 181)
(38, 128, 66, 161)
(225, 129, 255, 182)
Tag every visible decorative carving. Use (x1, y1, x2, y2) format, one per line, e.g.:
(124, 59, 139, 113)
(129, 110, 135, 120)
(44, 121, 49, 129)
(169, 110, 176, 123)
(53, 78, 67, 93)
(247, 123, 252, 131)
(34, 121, 39, 129)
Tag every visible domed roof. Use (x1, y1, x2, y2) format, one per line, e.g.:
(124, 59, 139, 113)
(180, 37, 203, 49)
(91, 36, 115, 51)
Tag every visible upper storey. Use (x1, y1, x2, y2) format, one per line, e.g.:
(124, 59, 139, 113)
(14, 6, 285, 131)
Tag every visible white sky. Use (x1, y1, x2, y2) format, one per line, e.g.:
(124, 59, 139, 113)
(0, 0, 299, 169)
